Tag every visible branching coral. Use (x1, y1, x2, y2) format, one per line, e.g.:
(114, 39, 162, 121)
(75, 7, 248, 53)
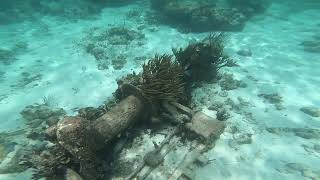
(141, 54, 184, 103)
(173, 33, 235, 82)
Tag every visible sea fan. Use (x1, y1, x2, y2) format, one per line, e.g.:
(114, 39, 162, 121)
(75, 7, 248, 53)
(141, 54, 184, 102)
(173, 32, 235, 82)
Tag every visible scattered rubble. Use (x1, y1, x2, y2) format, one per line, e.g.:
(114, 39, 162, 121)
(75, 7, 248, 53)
(219, 73, 247, 90)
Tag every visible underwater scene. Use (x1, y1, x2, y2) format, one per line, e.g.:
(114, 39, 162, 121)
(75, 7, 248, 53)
(0, 0, 319, 179)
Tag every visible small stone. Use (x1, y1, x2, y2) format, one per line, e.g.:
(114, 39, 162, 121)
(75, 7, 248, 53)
(300, 107, 320, 117)
(237, 49, 252, 57)
(234, 133, 253, 145)
(218, 90, 228, 97)
(314, 144, 320, 152)
(144, 150, 163, 167)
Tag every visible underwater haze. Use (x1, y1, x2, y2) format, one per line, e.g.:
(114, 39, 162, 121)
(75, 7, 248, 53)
(0, 0, 320, 179)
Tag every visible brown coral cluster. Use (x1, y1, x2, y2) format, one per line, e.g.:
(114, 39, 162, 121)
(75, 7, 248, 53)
(141, 54, 184, 103)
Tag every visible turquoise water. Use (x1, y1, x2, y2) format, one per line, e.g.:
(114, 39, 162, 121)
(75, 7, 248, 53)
(0, 0, 319, 179)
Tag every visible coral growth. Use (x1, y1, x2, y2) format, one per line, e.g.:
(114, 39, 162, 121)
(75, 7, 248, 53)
(173, 33, 235, 82)
(219, 73, 247, 90)
(107, 27, 145, 45)
(114, 71, 142, 100)
(258, 93, 284, 110)
(0, 48, 16, 65)
(141, 54, 184, 103)
(26, 145, 74, 180)
(0, 42, 27, 65)
(300, 35, 320, 54)
(10, 72, 42, 89)
(82, 26, 144, 70)
(111, 54, 127, 70)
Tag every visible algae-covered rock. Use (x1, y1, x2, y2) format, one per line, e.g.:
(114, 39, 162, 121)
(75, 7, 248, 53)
(258, 93, 284, 110)
(300, 35, 320, 54)
(0, 48, 17, 65)
(0, 143, 15, 162)
(0, 146, 28, 174)
(21, 104, 65, 122)
(266, 127, 320, 139)
(237, 48, 252, 57)
(107, 27, 145, 45)
(112, 55, 127, 70)
(300, 107, 320, 117)
(144, 149, 164, 167)
(82, 26, 144, 70)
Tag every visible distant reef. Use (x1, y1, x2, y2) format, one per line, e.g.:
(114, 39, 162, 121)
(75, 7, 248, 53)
(150, 0, 271, 32)
(0, 0, 135, 24)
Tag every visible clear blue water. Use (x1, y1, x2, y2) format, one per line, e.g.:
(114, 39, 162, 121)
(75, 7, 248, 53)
(0, 0, 319, 179)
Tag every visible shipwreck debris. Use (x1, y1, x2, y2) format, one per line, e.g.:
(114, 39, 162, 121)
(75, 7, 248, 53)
(24, 36, 233, 179)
